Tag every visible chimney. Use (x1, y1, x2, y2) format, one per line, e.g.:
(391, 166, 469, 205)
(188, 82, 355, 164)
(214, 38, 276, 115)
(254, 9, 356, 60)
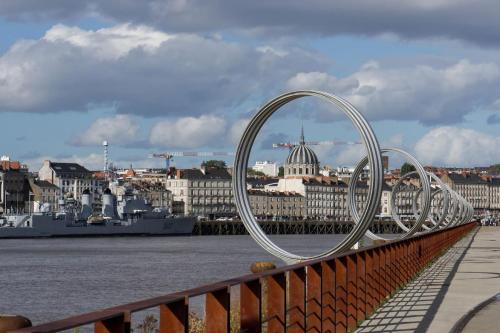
(176, 169, 183, 179)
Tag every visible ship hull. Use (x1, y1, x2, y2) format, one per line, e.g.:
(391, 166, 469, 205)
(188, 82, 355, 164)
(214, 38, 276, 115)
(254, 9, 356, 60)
(0, 216, 195, 239)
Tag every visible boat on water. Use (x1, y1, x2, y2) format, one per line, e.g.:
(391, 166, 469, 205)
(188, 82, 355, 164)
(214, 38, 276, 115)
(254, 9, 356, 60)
(0, 188, 195, 238)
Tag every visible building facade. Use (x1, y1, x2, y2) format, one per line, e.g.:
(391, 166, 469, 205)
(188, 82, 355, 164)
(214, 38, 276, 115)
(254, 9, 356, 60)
(38, 160, 102, 201)
(0, 157, 29, 214)
(28, 179, 60, 212)
(252, 161, 279, 177)
(248, 189, 305, 220)
(166, 167, 235, 218)
(441, 173, 489, 210)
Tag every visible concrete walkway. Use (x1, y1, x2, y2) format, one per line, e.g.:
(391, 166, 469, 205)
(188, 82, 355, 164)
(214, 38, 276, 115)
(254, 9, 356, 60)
(356, 226, 500, 333)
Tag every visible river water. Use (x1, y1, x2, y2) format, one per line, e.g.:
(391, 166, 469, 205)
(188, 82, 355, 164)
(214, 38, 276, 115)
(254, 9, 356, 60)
(0, 234, 356, 325)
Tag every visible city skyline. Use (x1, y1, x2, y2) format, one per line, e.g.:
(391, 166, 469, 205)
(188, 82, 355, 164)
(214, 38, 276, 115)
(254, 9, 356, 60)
(2, 2, 500, 170)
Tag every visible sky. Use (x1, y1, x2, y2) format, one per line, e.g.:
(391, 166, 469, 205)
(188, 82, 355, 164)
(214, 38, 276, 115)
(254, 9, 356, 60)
(1, 1, 500, 171)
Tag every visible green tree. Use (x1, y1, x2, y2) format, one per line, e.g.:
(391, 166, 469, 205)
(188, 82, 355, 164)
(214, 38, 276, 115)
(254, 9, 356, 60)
(201, 160, 227, 169)
(247, 168, 266, 177)
(488, 163, 500, 173)
(401, 162, 416, 176)
(278, 166, 284, 177)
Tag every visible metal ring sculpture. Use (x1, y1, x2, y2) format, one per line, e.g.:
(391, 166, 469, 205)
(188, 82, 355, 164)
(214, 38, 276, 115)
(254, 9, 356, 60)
(234, 90, 474, 263)
(348, 148, 431, 240)
(233, 90, 383, 263)
(411, 172, 449, 231)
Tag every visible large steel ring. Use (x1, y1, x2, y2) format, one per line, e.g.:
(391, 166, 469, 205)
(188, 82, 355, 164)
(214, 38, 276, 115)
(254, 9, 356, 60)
(233, 90, 384, 263)
(347, 148, 431, 240)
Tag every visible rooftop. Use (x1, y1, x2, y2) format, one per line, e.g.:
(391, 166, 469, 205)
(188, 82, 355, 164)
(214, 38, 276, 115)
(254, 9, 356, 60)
(179, 167, 232, 180)
(447, 173, 488, 184)
(49, 161, 91, 174)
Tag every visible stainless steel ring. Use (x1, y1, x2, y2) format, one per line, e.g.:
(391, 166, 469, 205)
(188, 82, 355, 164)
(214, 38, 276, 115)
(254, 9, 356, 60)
(347, 148, 431, 241)
(233, 90, 383, 263)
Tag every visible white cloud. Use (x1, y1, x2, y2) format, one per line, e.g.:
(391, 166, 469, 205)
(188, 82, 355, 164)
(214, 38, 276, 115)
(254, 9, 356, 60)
(43, 24, 172, 60)
(228, 118, 250, 146)
(414, 127, 500, 166)
(25, 153, 163, 172)
(149, 115, 227, 148)
(72, 115, 140, 146)
(0, 24, 327, 116)
(287, 60, 500, 124)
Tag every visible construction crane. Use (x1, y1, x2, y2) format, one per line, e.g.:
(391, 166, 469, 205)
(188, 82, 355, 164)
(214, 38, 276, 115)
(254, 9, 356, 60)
(150, 151, 235, 170)
(272, 140, 362, 149)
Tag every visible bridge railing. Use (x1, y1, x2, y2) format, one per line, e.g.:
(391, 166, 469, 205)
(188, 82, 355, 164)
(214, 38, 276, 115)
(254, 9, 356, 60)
(11, 222, 476, 333)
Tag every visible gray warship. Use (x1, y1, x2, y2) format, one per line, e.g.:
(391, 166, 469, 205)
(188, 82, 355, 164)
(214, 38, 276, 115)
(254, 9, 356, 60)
(0, 188, 194, 238)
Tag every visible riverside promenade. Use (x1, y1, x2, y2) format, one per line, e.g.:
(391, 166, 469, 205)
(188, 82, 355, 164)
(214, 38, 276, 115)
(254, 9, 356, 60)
(356, 226, 500, 333)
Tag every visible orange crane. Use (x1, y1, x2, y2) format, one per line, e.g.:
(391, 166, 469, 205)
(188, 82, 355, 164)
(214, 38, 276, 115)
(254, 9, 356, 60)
(272, 140, 362, 149)
(150, 151, 235, 170)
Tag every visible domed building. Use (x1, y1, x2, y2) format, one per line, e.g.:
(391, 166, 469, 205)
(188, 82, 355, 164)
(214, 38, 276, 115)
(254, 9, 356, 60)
(284, 127, 320, 178)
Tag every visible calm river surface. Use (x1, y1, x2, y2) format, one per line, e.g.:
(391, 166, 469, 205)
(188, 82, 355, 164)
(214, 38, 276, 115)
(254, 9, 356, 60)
(0, 234, 359, 325)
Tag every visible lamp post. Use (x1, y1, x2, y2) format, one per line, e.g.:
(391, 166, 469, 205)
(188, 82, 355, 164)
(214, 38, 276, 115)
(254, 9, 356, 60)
(3, 190, 7, 215)
(28, 191, 33, 215)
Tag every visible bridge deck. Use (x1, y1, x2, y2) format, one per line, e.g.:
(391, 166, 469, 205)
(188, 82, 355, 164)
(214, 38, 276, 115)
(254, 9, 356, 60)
(356, 226, 500, 333)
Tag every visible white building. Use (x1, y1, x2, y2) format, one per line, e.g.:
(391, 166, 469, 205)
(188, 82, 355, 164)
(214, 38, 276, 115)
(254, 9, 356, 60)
(166, 166, 235, 217)
(252, 161, 279, 177)
(38, 160, 101, 201)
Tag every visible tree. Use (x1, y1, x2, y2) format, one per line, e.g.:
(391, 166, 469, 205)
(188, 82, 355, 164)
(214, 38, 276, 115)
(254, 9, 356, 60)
(401, 162, 416, 176)
(247, 168, 266, 177)
(488, 163, 500, 174)
(278, 166, 284, 177)
(201, 160, 227, 169)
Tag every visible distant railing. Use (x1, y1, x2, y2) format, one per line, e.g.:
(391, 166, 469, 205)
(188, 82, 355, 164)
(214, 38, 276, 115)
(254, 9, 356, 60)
(11, 222, 476, 333)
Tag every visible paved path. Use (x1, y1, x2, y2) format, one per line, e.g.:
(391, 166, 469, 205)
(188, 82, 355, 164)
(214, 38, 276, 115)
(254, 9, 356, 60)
(356, 226, 500, 333)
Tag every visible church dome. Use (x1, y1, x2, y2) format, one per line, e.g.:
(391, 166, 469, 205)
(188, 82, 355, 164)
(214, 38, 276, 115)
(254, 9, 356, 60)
(286, 144, 319, 165)
(284, 127, 320, 178)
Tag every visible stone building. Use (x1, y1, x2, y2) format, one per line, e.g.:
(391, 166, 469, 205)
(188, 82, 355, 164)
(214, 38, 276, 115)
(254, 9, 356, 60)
(0, 157, 29, 214)
(441, 173, 489, 210)
(489, 178, 500, 212)
(380, 183, 393, 217)
(28, 179, 60, 212)
(248, 189, 305, 220)
(166, 166, 235, 218)
(38, 160, 102, 202)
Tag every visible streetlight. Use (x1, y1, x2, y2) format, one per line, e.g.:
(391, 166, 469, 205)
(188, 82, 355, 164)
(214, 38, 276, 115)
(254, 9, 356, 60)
(28, 191, 33, 215)
(3, 190, 8, 215)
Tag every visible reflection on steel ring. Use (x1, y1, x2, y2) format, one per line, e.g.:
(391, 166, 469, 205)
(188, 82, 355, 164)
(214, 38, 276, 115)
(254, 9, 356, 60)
(411, 172, 450, 231)
(443, 185, 459, 227)
(347, 148, 431, 241)
(233, 90, 383, 263)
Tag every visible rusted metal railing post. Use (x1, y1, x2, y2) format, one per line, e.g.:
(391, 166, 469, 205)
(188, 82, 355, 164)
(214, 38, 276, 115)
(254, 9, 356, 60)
(356, 252, 366, 323)
(306, 264, 322, 332)
(160, 298, 188, 333)
(205, 288, 230, 333)
(335, 257, 348, 333)
(347, 254, 357, 331)
(267, 273, 286, 333)
(288, 268, 305, 333)
(95, 312, 129, 333)
(321, 260, 336, 332)
(241, 279, 261, 333)
(365, 249, 376, 316)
